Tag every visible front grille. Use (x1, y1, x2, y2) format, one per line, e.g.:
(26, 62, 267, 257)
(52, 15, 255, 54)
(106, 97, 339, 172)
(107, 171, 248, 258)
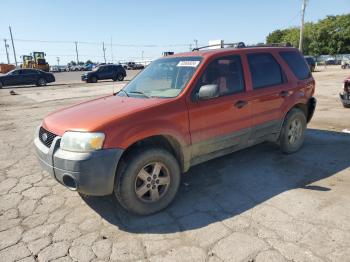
(39, 127, 57, 148)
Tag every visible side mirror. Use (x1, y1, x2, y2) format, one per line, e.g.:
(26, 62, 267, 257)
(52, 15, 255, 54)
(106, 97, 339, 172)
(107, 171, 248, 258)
(197, 84, 219, 100)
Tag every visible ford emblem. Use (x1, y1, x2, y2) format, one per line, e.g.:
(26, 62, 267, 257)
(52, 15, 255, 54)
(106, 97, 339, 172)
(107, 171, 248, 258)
(42, 133, 48, 142)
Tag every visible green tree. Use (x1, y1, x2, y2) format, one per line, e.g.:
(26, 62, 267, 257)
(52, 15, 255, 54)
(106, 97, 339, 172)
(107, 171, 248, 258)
(265, 13, 350, 55)
(266, 29, 285, 44)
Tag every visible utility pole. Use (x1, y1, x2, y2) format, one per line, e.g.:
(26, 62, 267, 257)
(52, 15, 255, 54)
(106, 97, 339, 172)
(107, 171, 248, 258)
(74, 41, 79, 64)
(56, 57, 60, 66)
(9, 26, 17, 66)
(194, 39, 198, 49)
(299, 0, 308, 53)
(4, 39, 10, 64)
(102, 42, 106, 63)
(110, 37, 114, 63)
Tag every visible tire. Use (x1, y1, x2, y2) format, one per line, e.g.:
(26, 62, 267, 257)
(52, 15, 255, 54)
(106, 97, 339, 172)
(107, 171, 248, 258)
(117, 74, 124, 81)
(114, 147, 181, 215)
(279, 108, 307, 154)
(90, 76, 97, 83)
(343, 103, 350, 108)
(0, 81, 3, 89)
(36, 78, 47, 87)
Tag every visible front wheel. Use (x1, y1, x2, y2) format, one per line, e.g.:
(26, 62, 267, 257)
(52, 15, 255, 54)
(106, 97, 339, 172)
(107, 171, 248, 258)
(90, 76, 97, 83)
(279, 108, 307, 154)
(343, 103, 350, 108)
(36, 78, 47, 87)
(114, 148, 181, 215)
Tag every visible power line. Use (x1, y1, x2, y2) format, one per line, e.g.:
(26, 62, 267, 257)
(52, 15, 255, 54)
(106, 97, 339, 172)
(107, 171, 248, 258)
(4, 38, 189, 48)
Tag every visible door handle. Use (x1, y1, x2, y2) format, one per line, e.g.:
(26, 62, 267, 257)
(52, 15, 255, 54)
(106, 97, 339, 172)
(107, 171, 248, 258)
(234, 100, 247, 109)
(280, 91, 289, 97)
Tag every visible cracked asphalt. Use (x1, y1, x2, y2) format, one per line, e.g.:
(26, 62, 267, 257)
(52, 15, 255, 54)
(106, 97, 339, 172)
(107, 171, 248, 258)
(0, 67, 350, 262)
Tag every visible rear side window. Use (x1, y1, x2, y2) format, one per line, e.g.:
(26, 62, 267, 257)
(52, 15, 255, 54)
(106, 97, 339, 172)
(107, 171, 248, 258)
(280, 51, 311, 80)
(247, 53, 285, 89)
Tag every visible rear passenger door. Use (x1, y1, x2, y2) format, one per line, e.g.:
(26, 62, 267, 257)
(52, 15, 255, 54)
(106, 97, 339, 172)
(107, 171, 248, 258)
(246, 52, 290, 140)
(188, 55, 252, 160)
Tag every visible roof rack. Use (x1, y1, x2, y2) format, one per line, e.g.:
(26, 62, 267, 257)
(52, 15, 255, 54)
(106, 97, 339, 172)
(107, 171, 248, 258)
(246, 42, 293, 48)
(192, 42, 292, 51)
(192, 42, 246, 51)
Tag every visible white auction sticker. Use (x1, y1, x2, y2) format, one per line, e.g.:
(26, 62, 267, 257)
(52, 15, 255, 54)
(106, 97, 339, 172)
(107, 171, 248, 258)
(177, 61, 200, 67)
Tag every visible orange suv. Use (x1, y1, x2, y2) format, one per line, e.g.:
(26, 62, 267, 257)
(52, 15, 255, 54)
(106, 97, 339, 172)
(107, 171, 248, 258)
(34, 43, 316, 215)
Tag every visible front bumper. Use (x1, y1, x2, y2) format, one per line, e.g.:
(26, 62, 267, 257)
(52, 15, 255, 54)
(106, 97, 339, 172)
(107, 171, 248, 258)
(340, 93, 350, 105)
(34, 129, 124, 196)
(81, 75, 88, 81)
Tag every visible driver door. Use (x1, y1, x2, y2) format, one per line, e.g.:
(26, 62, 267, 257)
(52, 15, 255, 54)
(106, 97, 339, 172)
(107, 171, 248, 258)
(188, 55, 253, 161)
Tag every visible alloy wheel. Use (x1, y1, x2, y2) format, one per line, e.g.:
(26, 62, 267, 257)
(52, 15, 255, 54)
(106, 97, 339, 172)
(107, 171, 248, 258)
(288, 119, 302, 144)
(134, 162, 170, 203)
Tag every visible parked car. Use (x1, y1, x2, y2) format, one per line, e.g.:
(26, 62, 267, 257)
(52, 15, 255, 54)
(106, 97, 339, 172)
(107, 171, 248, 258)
(70, 65, 85, 71)
(341, 59, 350, 69)
(50, 65, 68, 72)
(340, 76, 350, 108)
(81, 64, 126, 83)
(0, 69, 55, 88)
(83, 63, 94, 71)
(325, 58, 341, 65)
(34, 45, 316, 215)
(123, 62, 145, 70)
(304, 56, 316, 72)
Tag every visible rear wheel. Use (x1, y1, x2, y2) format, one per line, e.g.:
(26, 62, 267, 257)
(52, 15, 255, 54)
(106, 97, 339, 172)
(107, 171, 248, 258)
(114, 147, 181, 215)
(279, 108, 307, 154)
(36, 78, 47, 87)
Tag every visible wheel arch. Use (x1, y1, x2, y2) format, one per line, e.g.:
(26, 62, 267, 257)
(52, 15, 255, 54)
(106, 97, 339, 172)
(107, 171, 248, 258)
(116, 135, 189, 178)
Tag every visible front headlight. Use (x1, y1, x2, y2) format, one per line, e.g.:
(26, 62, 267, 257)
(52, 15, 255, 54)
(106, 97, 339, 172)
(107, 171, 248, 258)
(60, 131, 105, 152)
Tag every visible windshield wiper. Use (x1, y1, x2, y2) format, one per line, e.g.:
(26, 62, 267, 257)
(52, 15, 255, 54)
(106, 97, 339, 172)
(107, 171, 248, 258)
(128, 91, 149, 98)
(117, 89, 129, 97)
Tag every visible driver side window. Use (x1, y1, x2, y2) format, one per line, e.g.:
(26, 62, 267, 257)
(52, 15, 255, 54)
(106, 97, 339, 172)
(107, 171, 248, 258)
(197, 55, 245, 97)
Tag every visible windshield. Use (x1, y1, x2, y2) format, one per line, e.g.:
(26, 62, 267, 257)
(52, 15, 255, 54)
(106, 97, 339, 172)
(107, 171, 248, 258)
(119, 56, 202, 98)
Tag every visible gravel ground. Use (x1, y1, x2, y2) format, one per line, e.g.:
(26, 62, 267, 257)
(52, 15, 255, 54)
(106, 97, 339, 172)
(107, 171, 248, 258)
(0, 66, 349, 262)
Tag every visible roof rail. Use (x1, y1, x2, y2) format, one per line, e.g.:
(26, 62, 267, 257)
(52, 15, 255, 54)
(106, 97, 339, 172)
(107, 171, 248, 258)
(246, 42, 293, 48)
(192, 42, 246, 51)
(192, 42, 292, 51)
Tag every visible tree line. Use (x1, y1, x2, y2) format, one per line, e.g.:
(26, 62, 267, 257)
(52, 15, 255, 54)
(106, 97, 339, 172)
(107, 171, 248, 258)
(266, 14, 350, 56)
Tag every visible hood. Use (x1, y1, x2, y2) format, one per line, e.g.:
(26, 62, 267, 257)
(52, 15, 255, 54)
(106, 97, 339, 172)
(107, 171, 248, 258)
(42, 95, 166, 135)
